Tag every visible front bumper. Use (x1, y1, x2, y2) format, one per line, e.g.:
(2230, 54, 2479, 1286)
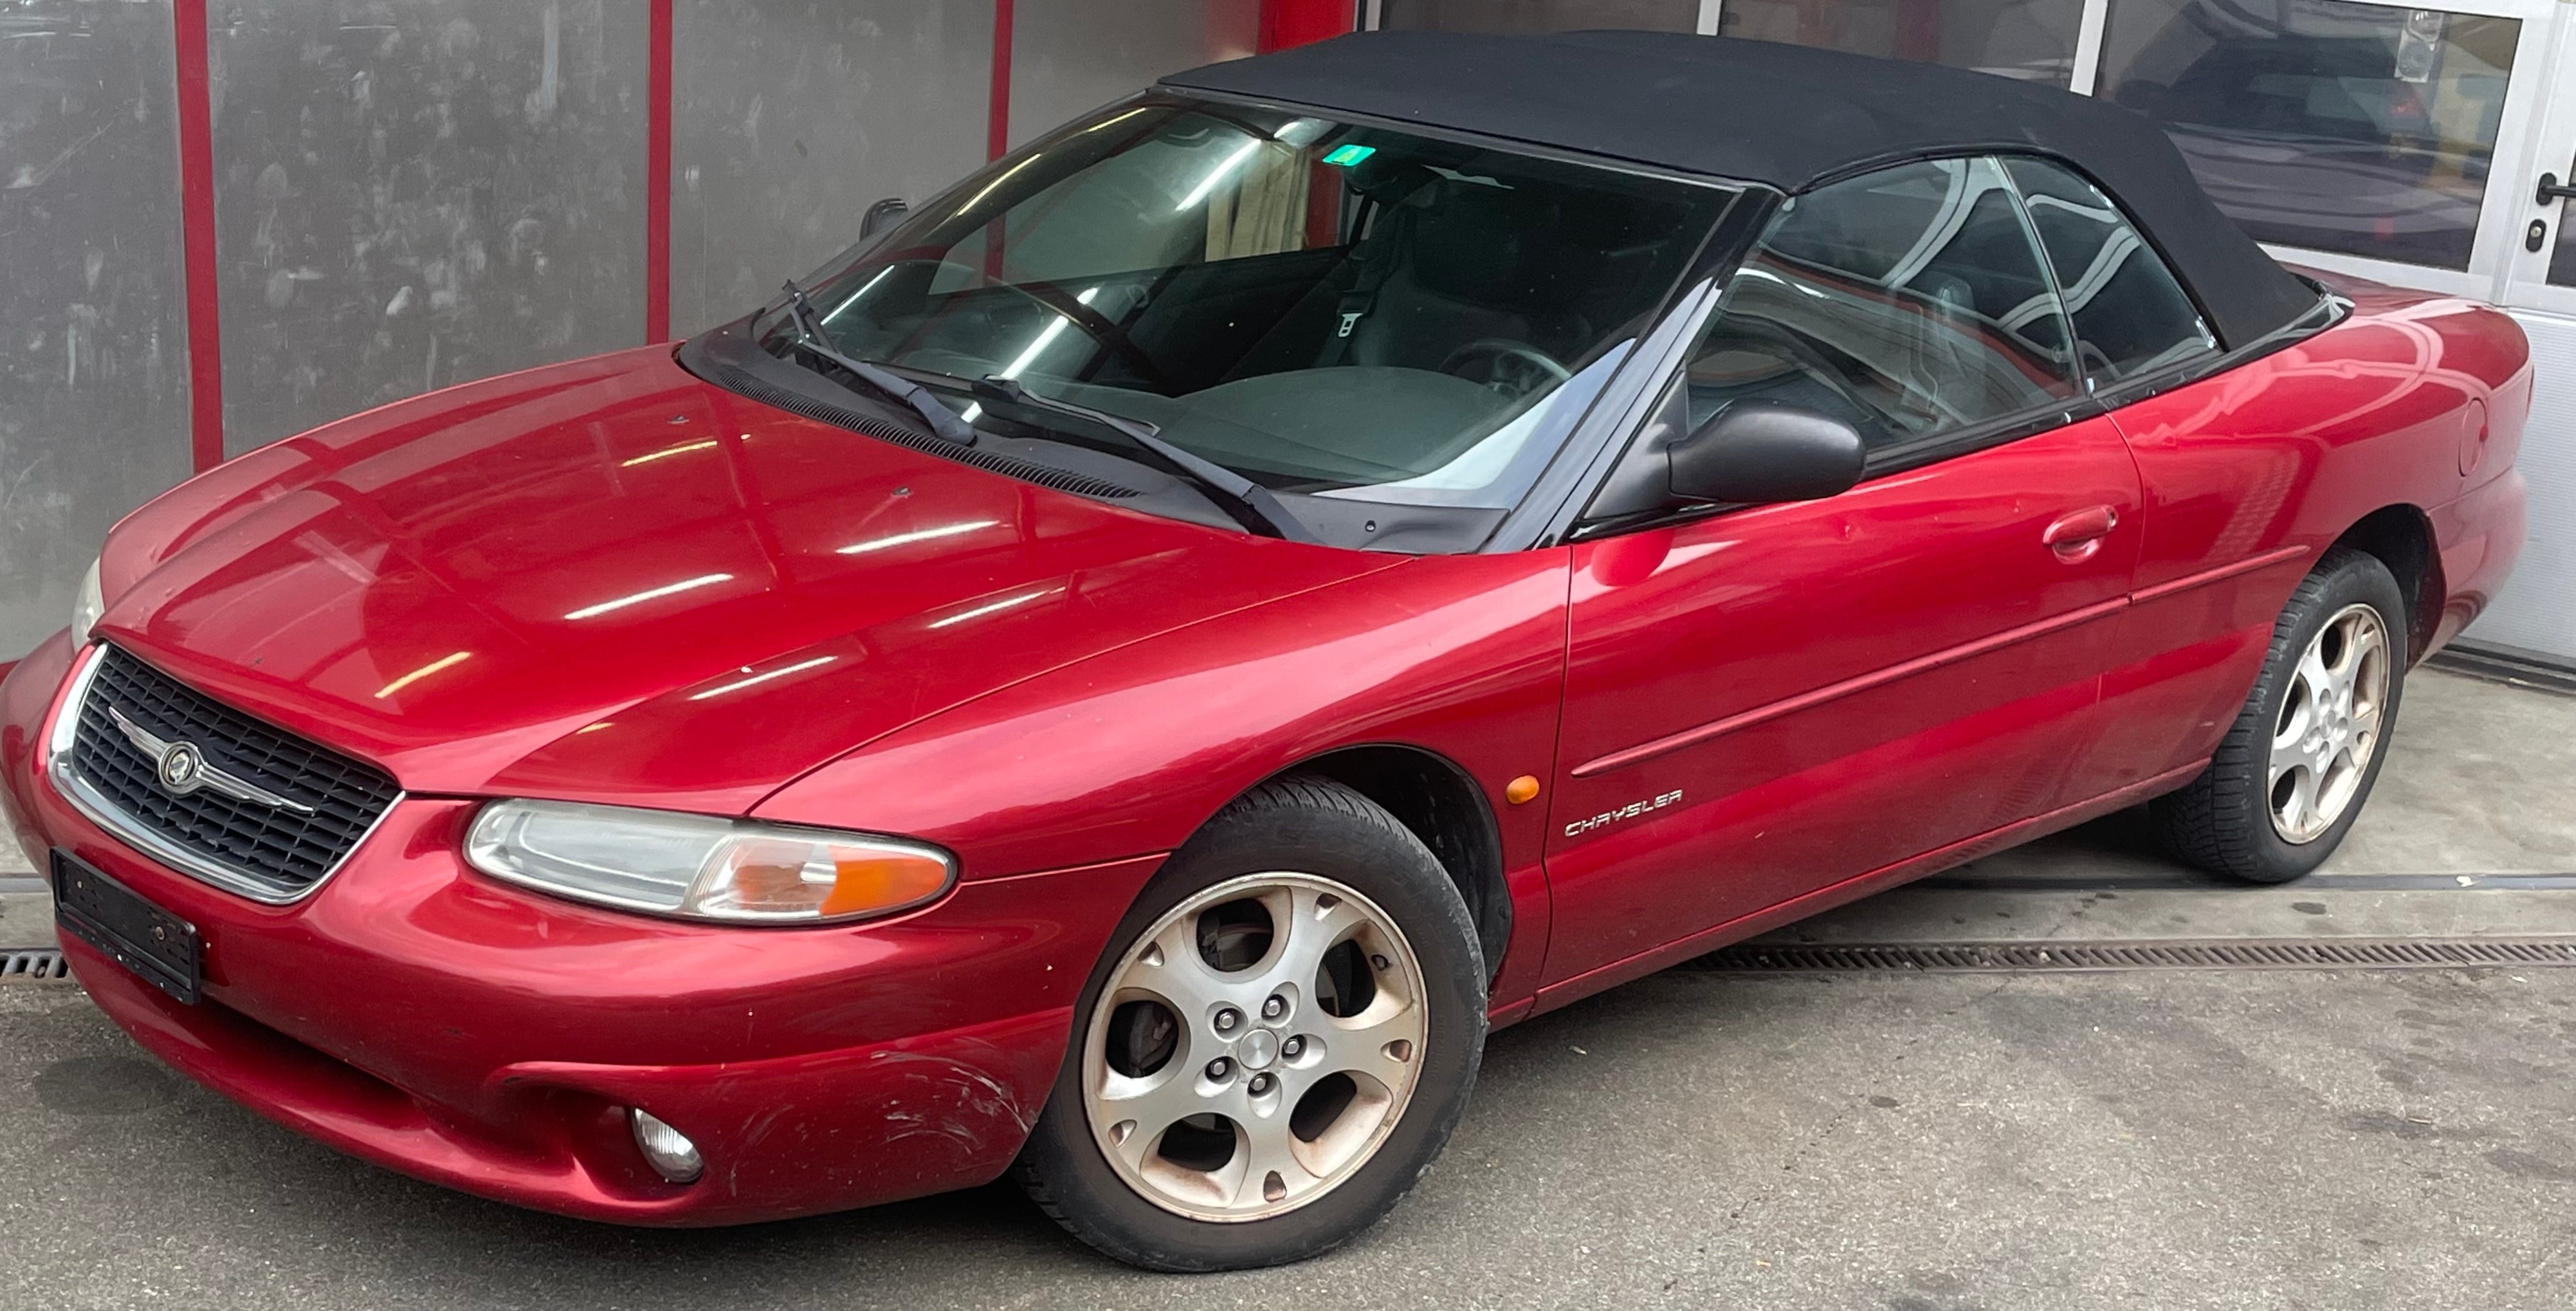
(1, 634, 1160, 1225)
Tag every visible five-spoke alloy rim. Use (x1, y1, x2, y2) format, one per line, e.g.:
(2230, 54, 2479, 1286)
(1081, 872, 1429, 1223)
(2269, 602, 2389, 844)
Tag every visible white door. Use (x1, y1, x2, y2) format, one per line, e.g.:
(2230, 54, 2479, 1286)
(2472, 15, 2576, 660)
(2501, 19, 2576, 318)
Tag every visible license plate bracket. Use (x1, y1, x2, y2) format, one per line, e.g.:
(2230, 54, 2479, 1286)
(51, 848, 201, 1004)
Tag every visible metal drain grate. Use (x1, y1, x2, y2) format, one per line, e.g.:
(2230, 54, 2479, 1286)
(1, 948, 73, 982)
(1690, 937, 2576, 973)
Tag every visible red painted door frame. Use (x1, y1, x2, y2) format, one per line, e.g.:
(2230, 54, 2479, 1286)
(172, 0, 223, 473)
(646, 0, 675, 342)
(989, 0, 1018, 160)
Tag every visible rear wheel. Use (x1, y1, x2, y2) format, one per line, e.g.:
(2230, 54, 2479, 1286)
(1015, 775, 1484, 1271)
(2153, 547, 2406, 883)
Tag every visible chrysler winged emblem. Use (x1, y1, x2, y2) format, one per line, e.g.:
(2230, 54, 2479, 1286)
(106, 706, 315, 814)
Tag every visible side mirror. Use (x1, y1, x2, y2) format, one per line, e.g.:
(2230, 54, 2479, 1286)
(1668, 402, 1865, 504)
(859, 197, 910, 240)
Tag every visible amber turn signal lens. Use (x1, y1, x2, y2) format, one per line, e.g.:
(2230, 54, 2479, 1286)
(1504, 775, 1541, 805)
(693, 834, 954, 922)
(821, 853, 953, 917)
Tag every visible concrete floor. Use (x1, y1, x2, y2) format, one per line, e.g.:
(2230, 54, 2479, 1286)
(2, 666, 2570, 1308)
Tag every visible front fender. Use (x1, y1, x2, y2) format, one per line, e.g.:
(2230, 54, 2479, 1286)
(752, 550, 1573, 1005)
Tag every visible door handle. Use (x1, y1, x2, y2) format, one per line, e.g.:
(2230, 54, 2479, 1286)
(2539, 172, 2576, 206)
(2043, 505, 2119, 563)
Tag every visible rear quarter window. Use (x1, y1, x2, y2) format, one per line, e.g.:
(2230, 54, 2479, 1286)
(2002, 157, 2219, 388)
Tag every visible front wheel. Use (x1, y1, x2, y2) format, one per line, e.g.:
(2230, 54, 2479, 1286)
(2153, 546, 2407, 883)
(1015, 775, 1485, 1271)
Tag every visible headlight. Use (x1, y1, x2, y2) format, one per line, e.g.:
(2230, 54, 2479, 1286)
(464, 799, 955, 924)
(69, 558, 104, 648)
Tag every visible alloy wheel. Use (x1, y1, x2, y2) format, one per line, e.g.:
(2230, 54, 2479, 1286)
(2269, 602, 2390, 843)
(1080, 872, 1429, 1223)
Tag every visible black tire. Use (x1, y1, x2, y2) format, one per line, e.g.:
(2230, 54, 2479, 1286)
(2152, 547, 2408, 883)
(1013, 775, 1486, 1272)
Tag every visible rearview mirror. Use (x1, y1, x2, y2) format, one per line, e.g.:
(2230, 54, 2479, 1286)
(803, 198, 915, 284)
(1668, 402, 1865, 505)
(859, 197, 910, 240)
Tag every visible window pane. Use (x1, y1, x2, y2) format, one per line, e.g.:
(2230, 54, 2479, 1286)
(1720, 0, 2085, 87)
(1688, 158, 2078, 450)
(2101, 0, 2519, 271)
(1378, 0, 1697, 34)
(2005, 158, 2218, 385)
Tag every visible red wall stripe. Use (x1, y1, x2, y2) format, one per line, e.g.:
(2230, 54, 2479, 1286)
(987, 0, 1016, 161)
(172, 0, 224, 472)
(1259, 0, 1359, 51)
(644, 0, 674, 342)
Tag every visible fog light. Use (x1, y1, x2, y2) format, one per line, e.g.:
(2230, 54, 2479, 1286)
(629, 1108, 703, 1184)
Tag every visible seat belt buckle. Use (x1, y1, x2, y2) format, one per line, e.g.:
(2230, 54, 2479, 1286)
(1335, 292, 1373, 339)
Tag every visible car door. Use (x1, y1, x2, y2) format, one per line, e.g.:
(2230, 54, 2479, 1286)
(1538, 157, 2145, 993)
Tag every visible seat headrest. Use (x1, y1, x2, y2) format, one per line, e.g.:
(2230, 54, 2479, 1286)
(1403, 179, 1562, 307)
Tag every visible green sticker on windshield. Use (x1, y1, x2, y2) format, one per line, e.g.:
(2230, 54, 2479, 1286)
(1321, 144, 1376, 167)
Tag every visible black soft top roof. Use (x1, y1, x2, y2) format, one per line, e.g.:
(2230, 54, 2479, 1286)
(1161, 29, 2319, 349)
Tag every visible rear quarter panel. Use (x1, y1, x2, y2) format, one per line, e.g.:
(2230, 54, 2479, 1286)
(2092, 282, 2531, 785)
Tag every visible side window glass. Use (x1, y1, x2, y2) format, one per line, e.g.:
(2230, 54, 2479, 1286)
(1684, 157, 2079, 453)
(2002, 157, 2218, 386)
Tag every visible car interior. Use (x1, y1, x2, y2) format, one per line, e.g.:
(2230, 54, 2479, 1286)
(805, 111, 1724, 503)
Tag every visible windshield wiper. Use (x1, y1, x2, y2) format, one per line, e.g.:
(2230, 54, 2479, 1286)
(971, 376, 1319, 544)
(774, 280, 978, 447)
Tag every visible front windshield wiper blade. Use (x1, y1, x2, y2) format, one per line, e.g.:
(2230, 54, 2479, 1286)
(774, 279, 978, 447)
(971, 376, 1320, 545)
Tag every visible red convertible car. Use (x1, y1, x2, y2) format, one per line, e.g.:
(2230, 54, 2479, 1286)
(0, 31, 2528, 1271)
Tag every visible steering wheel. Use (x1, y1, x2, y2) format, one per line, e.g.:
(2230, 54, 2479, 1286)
(989, 277, 1177, 392)
(1438, 339, 1573, 398)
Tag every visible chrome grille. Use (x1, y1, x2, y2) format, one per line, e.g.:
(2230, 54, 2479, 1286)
(59, 646, 399, 901)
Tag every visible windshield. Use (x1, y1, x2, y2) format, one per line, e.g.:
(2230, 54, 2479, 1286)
(756, 96, 1732, 521)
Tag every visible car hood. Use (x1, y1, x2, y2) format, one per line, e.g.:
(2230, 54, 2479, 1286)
(96, 346, 1396, 814)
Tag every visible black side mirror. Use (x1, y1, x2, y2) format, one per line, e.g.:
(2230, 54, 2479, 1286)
(860, 197, 909, 240)
(1668, 402, 1865, 505)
